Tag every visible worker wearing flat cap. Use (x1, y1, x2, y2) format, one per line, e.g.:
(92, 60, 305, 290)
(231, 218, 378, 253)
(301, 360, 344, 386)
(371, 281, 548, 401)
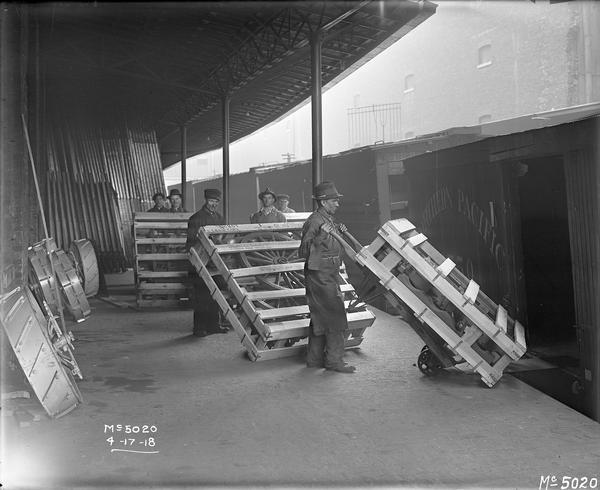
(275, 194, 296, 214)
(186, 188, 228, 337)
(250, 187, 287, 224)
(299, 181, 355, 373)
(168, 188, 187, 213)
(148, 192, 168, 212)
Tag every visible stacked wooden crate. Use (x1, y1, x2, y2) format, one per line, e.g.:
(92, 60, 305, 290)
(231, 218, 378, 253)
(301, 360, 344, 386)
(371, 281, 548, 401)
(133, 212, 193, 308)
(188, 221, 375, 361)
(338, 218, 527, 387)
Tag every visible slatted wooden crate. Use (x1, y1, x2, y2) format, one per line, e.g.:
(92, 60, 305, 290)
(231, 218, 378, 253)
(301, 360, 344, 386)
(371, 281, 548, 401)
(188, 221, 375, 361)
(133, 212, 193, 308)
(336, 218, 527, 387)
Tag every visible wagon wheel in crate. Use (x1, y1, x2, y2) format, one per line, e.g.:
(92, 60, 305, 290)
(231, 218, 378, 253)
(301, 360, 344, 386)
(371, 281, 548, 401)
(238, 231, 306, 347)
(238, 231, 305, 296)
(417, 345, 443, 376)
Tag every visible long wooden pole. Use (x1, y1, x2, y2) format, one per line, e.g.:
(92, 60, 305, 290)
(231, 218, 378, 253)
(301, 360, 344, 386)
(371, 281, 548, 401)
(21, 114, 67, 334)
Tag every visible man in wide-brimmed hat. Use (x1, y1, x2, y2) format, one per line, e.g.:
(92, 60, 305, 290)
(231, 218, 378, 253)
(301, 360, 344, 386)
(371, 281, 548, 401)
(168, 188, 187, 213)
(147, 191, 168, 212)
(186, 188, 228, 337)
(275, 193, 296, 214)
(298, 181, 355, 373)
(250, 187, 286, 223)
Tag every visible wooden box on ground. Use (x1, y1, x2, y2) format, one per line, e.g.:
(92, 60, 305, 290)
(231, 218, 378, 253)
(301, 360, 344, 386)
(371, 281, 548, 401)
(133, 212, 193, 308)
(188, 221, 375, 361)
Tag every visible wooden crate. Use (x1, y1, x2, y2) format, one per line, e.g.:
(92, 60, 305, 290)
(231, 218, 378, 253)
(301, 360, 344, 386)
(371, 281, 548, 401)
(133, 212, 193, 308)
(339, 218, 527, 387)
(188, 221, 375, 361)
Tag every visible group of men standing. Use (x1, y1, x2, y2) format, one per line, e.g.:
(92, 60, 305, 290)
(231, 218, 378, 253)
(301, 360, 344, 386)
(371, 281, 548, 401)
(147, 189, 187, 213)
(176, 180, 356, 373)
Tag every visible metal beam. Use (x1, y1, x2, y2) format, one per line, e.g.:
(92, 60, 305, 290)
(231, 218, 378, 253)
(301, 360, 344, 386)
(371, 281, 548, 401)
(181, 125, 187, 207)
(222, 96, 231, 224)
(321, 1, 372, 32)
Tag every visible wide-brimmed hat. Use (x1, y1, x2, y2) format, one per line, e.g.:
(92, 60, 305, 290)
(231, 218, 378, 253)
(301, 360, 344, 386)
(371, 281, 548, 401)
(276, 194, 290, 201)
(313, 181, 343, 200)
(204, 188, 221, 200)
(258, 187, 277, 200)
(168, 188, 182, 197)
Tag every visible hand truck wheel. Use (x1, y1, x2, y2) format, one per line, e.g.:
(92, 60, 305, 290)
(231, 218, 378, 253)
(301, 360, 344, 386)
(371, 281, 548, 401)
(417, 345, 443, 376)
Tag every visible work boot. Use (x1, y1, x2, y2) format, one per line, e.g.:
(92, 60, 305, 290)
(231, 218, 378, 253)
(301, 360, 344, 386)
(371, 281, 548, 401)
(210, 326, 229, 335)
(326, 363, 356, 373)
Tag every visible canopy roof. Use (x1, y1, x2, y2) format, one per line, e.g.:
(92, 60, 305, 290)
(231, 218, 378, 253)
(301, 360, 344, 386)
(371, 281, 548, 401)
(35, 1, 436, 168)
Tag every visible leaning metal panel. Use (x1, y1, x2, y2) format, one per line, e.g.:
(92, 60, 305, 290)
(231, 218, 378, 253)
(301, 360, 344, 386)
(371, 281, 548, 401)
(0, 286, 83, 418)
(28, 239, 60, 314)
(69, 239, 100, 297)
(52, 250, 91, 322)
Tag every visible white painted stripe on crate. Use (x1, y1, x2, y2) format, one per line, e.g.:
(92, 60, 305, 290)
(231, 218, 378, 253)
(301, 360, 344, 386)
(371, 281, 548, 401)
(463, 280, 480, 304)
(435, 258, 456, 278)
(406, 233, 428, 248)
(495, 305, 508, 333)
(515, 321, 526, 349)
(388, 219, 416, 235)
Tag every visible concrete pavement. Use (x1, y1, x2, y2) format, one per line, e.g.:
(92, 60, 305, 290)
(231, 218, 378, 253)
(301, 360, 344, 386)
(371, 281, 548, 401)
(2, 298, 600, 489)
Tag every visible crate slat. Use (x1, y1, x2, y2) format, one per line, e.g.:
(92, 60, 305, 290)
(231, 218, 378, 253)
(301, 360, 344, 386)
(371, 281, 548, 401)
(495, 305, 508, 333)
(436, 258, 456, 278)
(259, 300, 352, 320)
(137, 299, 190, 308)
(134, 212, 192, 221)
(202, 222, 304, 234)
(138, 283, 189, 291)
(135, 237, 187, 244)
(230, 263, 305, 278)
(137, 271, 189, 278)
(247, 283, 355, 301)
(137, 253, 188, 261)
(406, 233, 428, 248)
(266, 310, 376, 340)
(215, 240, 301, 254)
(463, 280, 480, 304)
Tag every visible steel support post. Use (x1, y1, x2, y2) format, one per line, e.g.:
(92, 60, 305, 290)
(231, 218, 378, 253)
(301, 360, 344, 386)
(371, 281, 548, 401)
(180, 125, 187, 206)
(222, 95, 231, 224)
(311, 30, 323, 209)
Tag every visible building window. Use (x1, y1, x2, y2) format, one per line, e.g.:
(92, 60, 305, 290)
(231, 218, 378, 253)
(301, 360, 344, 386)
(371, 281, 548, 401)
(478, 44, 492, 68)
(404, 74, 414, 93)
(479, 114, 492, 124)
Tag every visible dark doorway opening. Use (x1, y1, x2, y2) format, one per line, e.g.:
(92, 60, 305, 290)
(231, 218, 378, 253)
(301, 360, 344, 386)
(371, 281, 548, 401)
(513, 156, 582, 412)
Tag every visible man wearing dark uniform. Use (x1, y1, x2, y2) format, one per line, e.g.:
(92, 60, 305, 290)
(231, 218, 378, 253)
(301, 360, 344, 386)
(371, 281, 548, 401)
(168, 188, 187, 213)
(276, 194, 296, 213)
(147, 192, 168, 212)
(299, 181, 355, 373)
(250, 187, 287, 223)
(186, 188, 228, 337)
